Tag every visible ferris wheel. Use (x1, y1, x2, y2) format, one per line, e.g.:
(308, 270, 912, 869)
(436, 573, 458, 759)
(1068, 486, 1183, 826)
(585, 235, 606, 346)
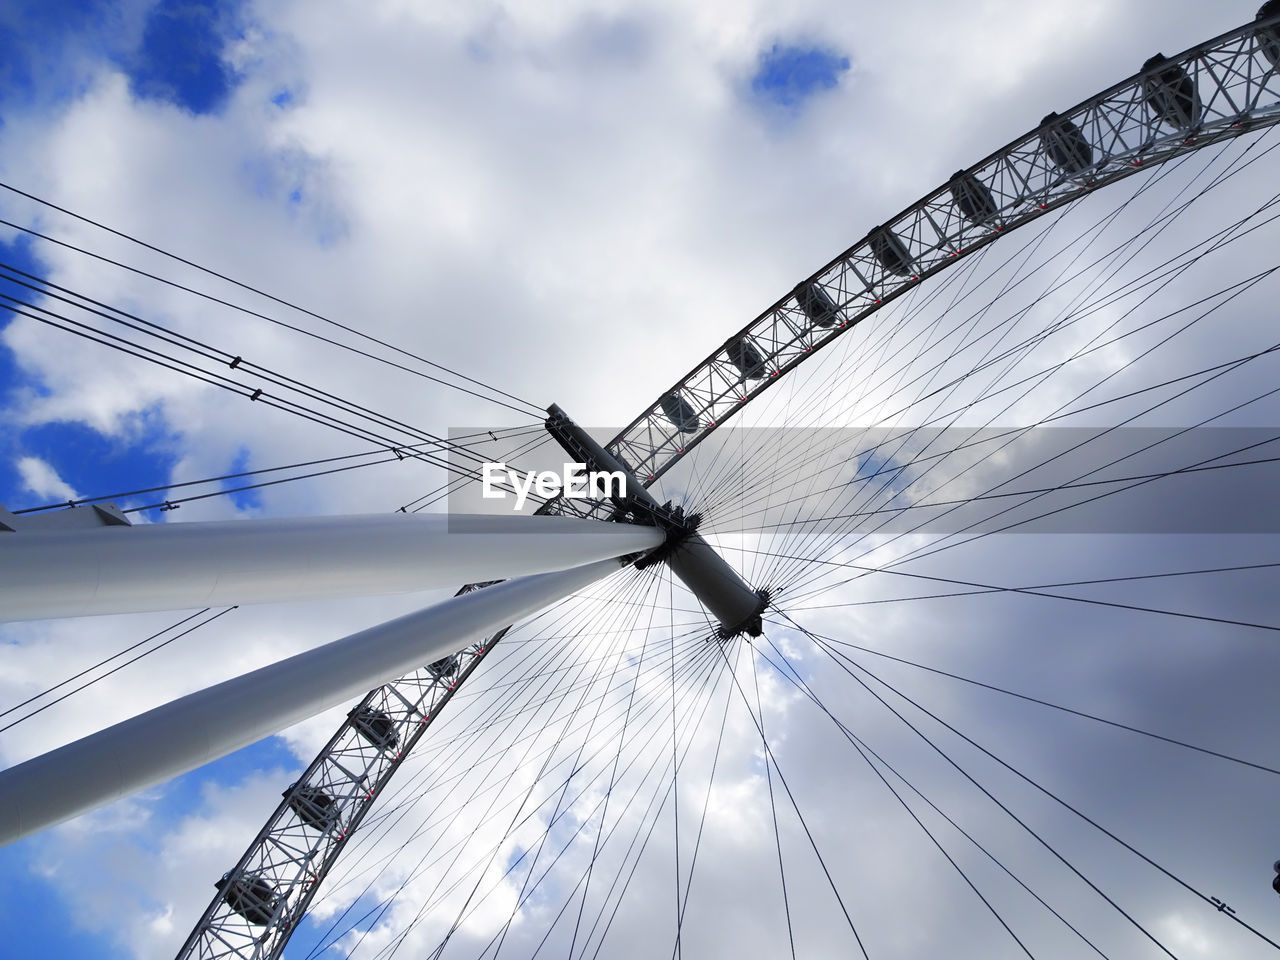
(5, 4, 1280, 959)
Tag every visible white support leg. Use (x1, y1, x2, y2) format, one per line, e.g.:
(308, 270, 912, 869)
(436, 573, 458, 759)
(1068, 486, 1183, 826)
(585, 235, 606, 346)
(0, 555, 639, 848)
(0, 512, 662, 621)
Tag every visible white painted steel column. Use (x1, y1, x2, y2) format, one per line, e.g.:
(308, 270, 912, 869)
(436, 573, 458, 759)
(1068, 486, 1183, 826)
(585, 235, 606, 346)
(0, 512, 662, 621)
(0, 554, 644, 847)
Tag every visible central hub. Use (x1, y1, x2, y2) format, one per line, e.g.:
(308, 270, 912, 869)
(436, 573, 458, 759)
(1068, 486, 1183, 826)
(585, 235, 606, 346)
(545, 404, 767, 638)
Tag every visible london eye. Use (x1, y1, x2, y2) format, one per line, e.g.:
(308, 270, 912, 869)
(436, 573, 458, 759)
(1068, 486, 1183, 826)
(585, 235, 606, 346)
(4, 4, 1280, 959)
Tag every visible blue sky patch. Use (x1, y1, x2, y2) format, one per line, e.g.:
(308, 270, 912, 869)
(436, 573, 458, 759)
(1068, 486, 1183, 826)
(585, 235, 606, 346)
(0, 0, 117, 114)
(0, 235, 52, 508)
(127, 0, 244, 115)
(751, 43, 850, 110)
(0, 847, 130, 960)
(144, 735, 299, 832)
(222, 445, 263, 512)
(10, 418, 178, 511)
(0, 234, 183, 515)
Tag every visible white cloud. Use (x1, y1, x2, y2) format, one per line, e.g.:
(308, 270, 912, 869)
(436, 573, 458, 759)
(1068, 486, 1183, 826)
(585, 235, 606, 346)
(3, 1, 1280, 959)
(16, 455, 80, 501)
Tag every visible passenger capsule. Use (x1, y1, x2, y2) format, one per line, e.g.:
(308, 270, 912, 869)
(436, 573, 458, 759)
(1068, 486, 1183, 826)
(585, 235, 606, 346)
(1142, 54, 1200, 130)
(1259, 0, 1280, 68)
(793, 281, 839, 327)
(349, 706, 398, 751)
(869, 226, 915, 278)
(949, 170, 999, 225)
(660, 392, 700, 434)
(428, 654, 459, 679)
(285, 784, 338, 832)
(726, 336, 768, 380)
(215, 872, 279, 925)
(1039, 112, 1093, 176)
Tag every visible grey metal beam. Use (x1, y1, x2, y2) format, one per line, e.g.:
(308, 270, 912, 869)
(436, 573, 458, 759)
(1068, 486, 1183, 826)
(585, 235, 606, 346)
(0, 511, 662, 621)
(0, 555, 645, 848)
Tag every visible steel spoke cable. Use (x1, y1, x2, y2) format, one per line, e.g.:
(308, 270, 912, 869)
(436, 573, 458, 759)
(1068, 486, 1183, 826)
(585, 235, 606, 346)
(752, 435, 1280, 546)
(363, 578, 721, 960)
(777, 615, 1183, 959)
(367, 627, 723, 960)
(747, 646, 797, 960)
(762, 172, 1280, 576)
(357, 569, 676, 957)
(831, 319, 1280, 596)
(668, 568, 684, 960)
(0, 608, 237, 734)
(788, 615, 1280, 953)
(780, 554, 1280, 612)
(485, 571, 675, 960)
(0, 609, 212, 721)
(692, 130, 1256, 535)
(751, 633, 1111, 960)
(776, 622, 1280, 777)
(712, 640, 872, 960)
(529, 638, 730, 960)
(568, 548, 674, 960)
(332, 626, 713, 886)
(0, 267, 538, 462)
(308, 569, 665, 937)
(668, 637, 738, 957)
(748, 543, 1280, 634)
(705, 319, 1280, 541)
(696, 144, 1280, 593)
(399, 629, 729, 960)
(8, 427, 540, 516)
(0, 295, 494, 475)
(761, 235, 1280, 596)
(774, 264, 1280, 606)
(573, 644, 736, 960)
(0, 182, 544, 416)
(0, 267, 545, 481)
(0, 280, 559, 505)
(475, 637, 729, 960)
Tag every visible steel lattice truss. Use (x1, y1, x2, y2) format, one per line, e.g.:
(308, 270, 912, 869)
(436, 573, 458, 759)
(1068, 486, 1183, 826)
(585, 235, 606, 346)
(607, 16, 1280, 484)
(177, 583, 510, 960)
(179, 11, 1280, 959)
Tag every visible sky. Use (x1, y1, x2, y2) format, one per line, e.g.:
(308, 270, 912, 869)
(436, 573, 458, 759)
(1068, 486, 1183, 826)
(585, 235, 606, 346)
(3, 1, 1280, 959)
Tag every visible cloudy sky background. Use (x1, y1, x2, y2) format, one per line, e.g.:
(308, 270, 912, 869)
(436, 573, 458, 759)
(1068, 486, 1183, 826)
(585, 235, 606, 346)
(3, 1, 1280, 958)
